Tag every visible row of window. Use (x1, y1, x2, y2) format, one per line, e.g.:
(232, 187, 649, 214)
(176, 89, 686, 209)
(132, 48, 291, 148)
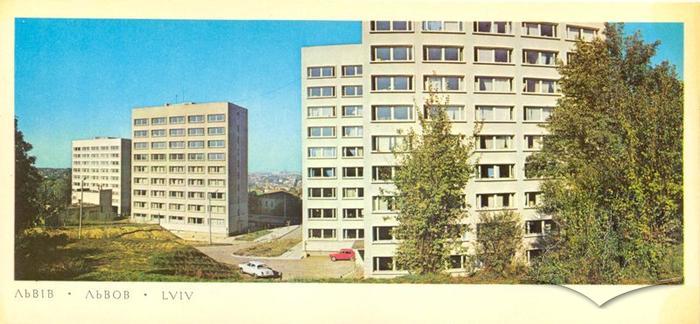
(307, 193, 543, 210)
(308, 208, 364, 219)
(307, 77, 559, 98)
(368, 21, 597, 41)
(132, 213, 225, 225)
(132, 178, 226, 189)
(73, 153, 121, 158)
(307, 162, 542, 181)
(133, 153, 226, 161)
(134, 202, 226, 213)
(73, 145, 121, 151)
(133, 140, 225, 150)
(307, 228, 365, 240)
(73, 174, 120, 181)
(133, 114, 225, 126)
(134, 127, 225, 138)
(133, 165, 225, 174)
(308, 65, 362, 78)
(307, 105, 553, 122)
(72, 182, 120, 188)
(133, 187, 224, 199)
(370, 251, 543, 272)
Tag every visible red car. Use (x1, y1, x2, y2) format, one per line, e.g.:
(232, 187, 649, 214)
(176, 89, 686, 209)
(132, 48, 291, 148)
(329, 248, 356, 262)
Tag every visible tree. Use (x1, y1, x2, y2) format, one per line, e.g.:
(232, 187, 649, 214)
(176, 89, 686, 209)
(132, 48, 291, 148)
(472, 210, 524, 277)
(526, 23, 683, 284)
(391, 90, 479, 275)
(15, 118, 43, 234)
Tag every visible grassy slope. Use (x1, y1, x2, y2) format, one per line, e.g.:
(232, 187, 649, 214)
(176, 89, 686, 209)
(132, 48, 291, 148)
(235, 238, 301, 257)
(15, 224, 242, 281)
(235, 229, 272, 241)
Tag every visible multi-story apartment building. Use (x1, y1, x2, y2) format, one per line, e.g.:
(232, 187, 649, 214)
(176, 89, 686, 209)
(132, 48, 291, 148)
(130, 102, 249, 236)
(302, 21, 603, 277)
(71, 137, 132, 216)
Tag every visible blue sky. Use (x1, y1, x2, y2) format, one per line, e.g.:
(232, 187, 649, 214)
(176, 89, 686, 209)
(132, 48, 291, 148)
(14, 20, 683, 172)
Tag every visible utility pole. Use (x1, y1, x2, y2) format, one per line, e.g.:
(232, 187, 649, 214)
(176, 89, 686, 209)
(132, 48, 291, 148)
(78, 177, 85, 239)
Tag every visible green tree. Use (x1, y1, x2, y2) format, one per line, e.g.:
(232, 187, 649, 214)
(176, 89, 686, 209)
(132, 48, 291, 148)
(472, 210, 524, 277)
(391, 90, 478, 275)
(15, 118, 42, 234)
(527, 23, 683, 284)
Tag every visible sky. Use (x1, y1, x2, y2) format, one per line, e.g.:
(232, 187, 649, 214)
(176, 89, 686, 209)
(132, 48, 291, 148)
(14, 20, 683, 172)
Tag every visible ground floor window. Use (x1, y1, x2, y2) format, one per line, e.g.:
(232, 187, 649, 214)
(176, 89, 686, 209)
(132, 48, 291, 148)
(343, 228, 364, 239)
(449, 255, 467, 269)
(372, 256, 404, 272)
(527, 249, 543, 263)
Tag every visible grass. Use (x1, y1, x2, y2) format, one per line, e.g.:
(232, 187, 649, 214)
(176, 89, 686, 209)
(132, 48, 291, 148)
(15, 223, 242, 281)
(236, 238, 301, 257)
(235, 229, 272, 241)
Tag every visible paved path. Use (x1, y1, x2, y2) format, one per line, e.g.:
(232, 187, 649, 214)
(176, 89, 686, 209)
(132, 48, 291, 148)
(254, 225, 300, 242)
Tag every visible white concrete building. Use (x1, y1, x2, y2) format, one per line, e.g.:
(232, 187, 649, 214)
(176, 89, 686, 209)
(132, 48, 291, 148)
(71, 137, 132, 216)
(130, 102, 248, 236)
(301, 21, 604, 277)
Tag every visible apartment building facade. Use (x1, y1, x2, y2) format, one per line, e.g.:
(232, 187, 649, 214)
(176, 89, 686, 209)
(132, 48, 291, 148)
(71, 137, 132, 216)
(130, 102, 249, 236)
(302, 21, 603, 277)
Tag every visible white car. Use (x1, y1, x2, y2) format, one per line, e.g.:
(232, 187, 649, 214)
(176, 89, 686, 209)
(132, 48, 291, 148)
(238, 261, 282, 278)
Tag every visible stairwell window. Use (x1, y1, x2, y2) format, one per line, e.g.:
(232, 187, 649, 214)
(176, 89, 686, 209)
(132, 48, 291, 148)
(474, 76, 513, 93)
(371, 46, 413, 62)
(423, 46, 463, 62)
(422, 21, 464, 32)
(474, 47, 512, 64)
(424, 75, 463, 92)
(370, 21, 413, 32)
(307, 66, 335, 78)
(371, 75, 413, 91)
(523, 78, 559, 94)
(523, 49, 558, 66)
(474, 21, 512, 34)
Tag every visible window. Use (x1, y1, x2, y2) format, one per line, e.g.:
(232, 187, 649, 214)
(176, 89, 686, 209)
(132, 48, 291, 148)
(422, 21, 463, 32)
(150, 202, 165, 210)
(133, 201, 147, 208)
(566, 25, 597, 41)
(151, 117, 166, 125)
(524, 106, 554, 122)
(308, 126, 335, 138)
(188, 191, 205, 199)
(209, 192, 225, 200)
(134, 130, 148, 138)
(207, 114, 225, 122)
(370, 21, 413, 32)
(151, 141, 166, 149)
(188, 179, 205, 186)
(134, 142, 148, 150)
(373, 257, 402, 272)
(308, 106, 335, 118)
(424, 75, 463, 92)
(567, 52, 578, 64)
(134, 177, 148, 184)
(134, 118, 148, 126)
(151, 190, 166, 197)
(307, 86, 335, 98)
(342, 126, 363, 138)
(371, 76, 413, 91)
(134, 166, 147, 173)
(169, 141, 185, 149)
(424, 105, 466, 121)
(151, 166, 165, 173)
(169, 128, 185, 137)
(308, 208, 336, 219)
(208, 140, 225, 148)
(188, 115, 204, 123)
(209, 206, 225, 214)
(373, 226, 397, 241)
(342, 188, 364, 199)
(372, 166, 398, 182)
(372, 105, 413, 121)
(307, 66, 335, 78)
(308, 188, 336, 198)
(525, 135, 545, 150)
(477, 193, 515, 209)
(169, 116, 185, 124)
(151, 129, 166, 137)
(525, 192, 543, 208)
(343, 229, 365, 239)
(343, 208, 364, 219)
(151, 154, 166, 161)
(522, 22, 558, 38)
(169, 153, 185, 161)
(169, 190, 184, 198)
(523, 49, 557, 66)
(342, 85, 363, 97)
(188, 153, 204, 161)
(371, 46, 413, 62)
(523, 78, 559, 94)
(474, 47, 512, 63)
(170, 166, 185, 173)
(475, 106, 513, 122)
(187, 217, 204, 224)
(188, 166, 204, 173)
(342, 65, 362, 77)
(308, 167, 336, 178)
(372, 136, 406, 152)
(307, 147, 336, 158)
(474, 76, 513, 92)
(208, 153, 225, 161)
(372, 196, 396, 212)
(133, 189, 147, 196)
(307, 229, 336, 239)
(342, 167, 363, 178)
(208, 127, 225, 135)
(423, 46, 463, 62)
(188, 128, 205, 136)
(151, 178, 166, 185)
(476, 164, 515, 179)
(473, 21, 512, 34)
(188, 141, 205, 149)
(477, 135, 514, 150)
(449, 255, 468, 269)
(342, 105, 363, 117)
(208, 166, 224, 174)
(342, 146, 364, 158)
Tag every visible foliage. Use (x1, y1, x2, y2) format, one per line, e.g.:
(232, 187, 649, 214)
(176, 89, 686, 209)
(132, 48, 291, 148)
(14, 118, 43, 234)
(472, 210, 525, 277)
(391, 89, 479, 274)
(526, 23, 683, 284)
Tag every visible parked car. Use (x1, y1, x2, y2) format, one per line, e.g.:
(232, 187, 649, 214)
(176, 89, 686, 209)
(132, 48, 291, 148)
(329, 248, 356, 262)
(238, 261, 282, 278)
